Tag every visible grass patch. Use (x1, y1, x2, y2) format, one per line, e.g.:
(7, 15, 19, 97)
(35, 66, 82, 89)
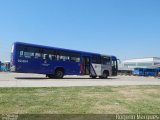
(0, 86, 160, 114)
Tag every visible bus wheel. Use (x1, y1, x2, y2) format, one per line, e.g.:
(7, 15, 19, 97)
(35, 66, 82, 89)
(55, 69, 64, 79)
(102, 71, 109, 79)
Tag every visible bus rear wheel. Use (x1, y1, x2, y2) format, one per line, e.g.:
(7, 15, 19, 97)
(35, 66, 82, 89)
(102, 71, 109, 79)
(55, 69, 64, 79)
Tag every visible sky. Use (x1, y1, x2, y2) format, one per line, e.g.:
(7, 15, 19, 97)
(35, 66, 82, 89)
(0, 0, 160, 62)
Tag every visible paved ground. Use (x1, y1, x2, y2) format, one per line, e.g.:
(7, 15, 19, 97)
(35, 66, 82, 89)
(0, 72, 160, 87)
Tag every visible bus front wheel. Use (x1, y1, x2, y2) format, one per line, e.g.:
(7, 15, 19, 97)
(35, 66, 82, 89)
(55, 69, 64, 79)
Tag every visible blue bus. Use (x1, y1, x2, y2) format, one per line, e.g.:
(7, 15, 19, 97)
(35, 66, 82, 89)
(144, 68, 157, 76)
(133, 68, 144, 76)
(10, 42, 118, 79)
(133, 68, 157, 76)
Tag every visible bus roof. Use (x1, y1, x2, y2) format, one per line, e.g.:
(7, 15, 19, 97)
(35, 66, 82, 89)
(14, 42, 116, 58)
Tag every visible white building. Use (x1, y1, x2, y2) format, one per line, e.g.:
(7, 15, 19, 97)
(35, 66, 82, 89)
(119, 57, 160, 71)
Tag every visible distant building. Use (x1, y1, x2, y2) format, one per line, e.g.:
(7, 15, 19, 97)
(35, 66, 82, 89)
(119, 57, 160, 71)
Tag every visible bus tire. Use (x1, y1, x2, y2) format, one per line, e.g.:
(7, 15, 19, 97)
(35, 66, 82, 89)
(55, 68, 64, 79)
(102, 71, 109, 79)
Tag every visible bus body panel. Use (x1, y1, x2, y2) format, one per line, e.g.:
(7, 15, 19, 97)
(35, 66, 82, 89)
(133, 68, 157, 76)
(15, 58, 81, 75)
(133, 68, 144, 76)
(144, 68, 157, 76)
(101, 64, 112, 76)
(92, 63, 101, 76)
(10, 42, 118, 78)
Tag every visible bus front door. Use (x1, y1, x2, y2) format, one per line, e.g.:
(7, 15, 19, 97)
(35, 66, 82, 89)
(112, 57, 118, 76)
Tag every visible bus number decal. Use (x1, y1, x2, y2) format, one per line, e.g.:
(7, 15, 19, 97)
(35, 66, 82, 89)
(18, 59, 29, 63)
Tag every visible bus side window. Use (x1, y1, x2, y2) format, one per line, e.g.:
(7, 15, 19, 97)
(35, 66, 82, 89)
(70, 53, 80, 62)
(76, 57, 80, 62)
(101, 56, 111, 65)
(43, 54, 49, 60)
(49, 54, 56, 60)
(70, 56, 75, 62)
(35, 53, 41, 59)
(48, 49, 57, 61)
(60, 55, 70, 61)
(22, 46, 35, 59)
(18, 45, 25, 58)
(30, 52, 34, 58)
(57, 55, 60, 60)
(34, 47, 41, 59)
(70, 56, 80, 62)
(20, 51, 24, 57)
(106, 58, 111, 65)
(41, 49, 48, 60)
(59, 51, 70, 61)
(41, 49, 56, 61)
(24, 52, 33, 58)
(56, 50, 80, 62)
(92, 55, 101, 64)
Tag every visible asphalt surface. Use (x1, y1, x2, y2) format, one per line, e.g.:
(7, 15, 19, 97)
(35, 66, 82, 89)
(0, 72, 160, 87)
